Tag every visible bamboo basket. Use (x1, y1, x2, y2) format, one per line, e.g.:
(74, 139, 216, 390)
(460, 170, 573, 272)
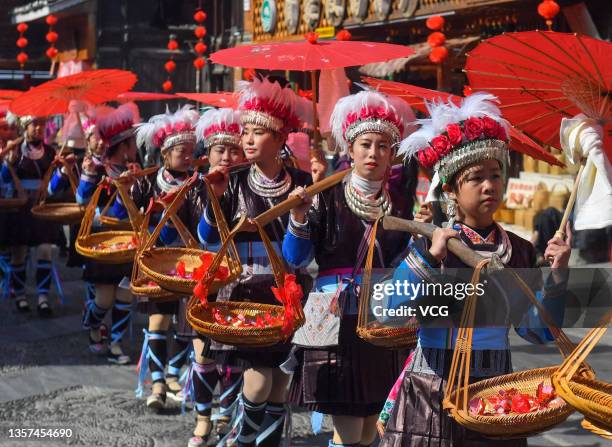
(552, 311, 612, 440)
(187, 215, 305, 348)
(99, 166, 159, 230)
(76, 180, 143, 264)
(443, 260, 588, 439)
(130, 211, 176, 301)
(186, 169, 352, 348)
(0, 163, 28, 210)
(138, 176, 241, 296)
(30, 159, 85, 224)
(357, 217, 418, 349)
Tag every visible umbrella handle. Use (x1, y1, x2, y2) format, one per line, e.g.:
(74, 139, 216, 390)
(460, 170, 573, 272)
(554, 162, 585, 240)
(310, 70, 325, 167)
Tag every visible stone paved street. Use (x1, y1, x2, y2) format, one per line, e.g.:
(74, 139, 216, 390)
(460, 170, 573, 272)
(0, 254, 610, 447)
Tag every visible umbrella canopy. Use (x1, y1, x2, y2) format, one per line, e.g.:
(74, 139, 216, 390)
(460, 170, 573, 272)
(209, 38, 415, 71)
(176, 92, 238, 108)
(116, 92, 178, 102)
(362, 76, 564, 167)
(0, 90, 24, 101)
(465, 31, 612, 153)
(10, 69, 137, 116)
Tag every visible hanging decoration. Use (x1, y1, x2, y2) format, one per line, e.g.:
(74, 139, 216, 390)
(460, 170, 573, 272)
(163, 35, 179, 92)
(45, 15, 59, 60)
(16, 22, 29, 68)
(193, 7, 208, 72)
(425, 15, 448, 64)
(537, 0, 560, 30)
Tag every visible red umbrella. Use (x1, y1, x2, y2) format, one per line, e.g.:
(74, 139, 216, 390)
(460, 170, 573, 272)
(210, 38, 415, 71)
(10, 69, 137, 116)
(363, 76, 563, 167)
(0, 90, 24, 101)
(116, 91, 178, 102)
(465, 31, 612, 153)
(211, 35, 415, 164)
(176, 92, 238, 108)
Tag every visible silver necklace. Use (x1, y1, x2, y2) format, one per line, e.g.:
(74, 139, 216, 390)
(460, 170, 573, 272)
(344, 180, 392, 221)
(247, 164, 292, 198)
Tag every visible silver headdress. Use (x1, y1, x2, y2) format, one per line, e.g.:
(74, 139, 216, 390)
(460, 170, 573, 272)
(237, 76, 312, 133)
(196, 108, 242, 149)
(330, 90, 415, 155)
(398, 92, 510, 201)
(136, 105, 198, 159)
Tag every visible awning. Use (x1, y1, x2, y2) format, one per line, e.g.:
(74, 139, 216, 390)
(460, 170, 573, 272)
(359, 36, 480, 77)
(11, 0, 88, 23)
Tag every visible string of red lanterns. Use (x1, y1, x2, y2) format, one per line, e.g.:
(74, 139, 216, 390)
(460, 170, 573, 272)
(537, 0, 560, 30)
(45, 15, 59, 59)
(193, 8, 207, 71)
(426, 15, 448, 64)
(163, 35, 179, 92)
(16, 22, 29, 68)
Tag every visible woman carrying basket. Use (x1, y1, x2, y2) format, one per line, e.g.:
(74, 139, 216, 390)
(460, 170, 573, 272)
(77, 102, 140, 365)
(377, 93, 571, 446)
(127, 106, 200, 410)
(177, 107, 247, 447)
(197, 76, 312, 447)
(1, 114, 73, 316)
(282, 90, 418, 447)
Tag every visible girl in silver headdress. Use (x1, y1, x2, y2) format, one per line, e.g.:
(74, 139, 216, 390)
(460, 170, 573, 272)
(283, 90, 418, 447)
(378, 93, 571, 447)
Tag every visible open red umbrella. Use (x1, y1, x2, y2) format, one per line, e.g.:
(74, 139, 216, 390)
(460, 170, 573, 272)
(466, 31, 612, 239)
(0, 90, 24, 101)
(211, 35, 415, 165)
(362, 76, 563, 167)
(176, 92, 237, 108)
(10, 69, 137, 116)
(116, 91, 178, 102)
(465, 31, 612, 152)
(210, 37, 415, 71)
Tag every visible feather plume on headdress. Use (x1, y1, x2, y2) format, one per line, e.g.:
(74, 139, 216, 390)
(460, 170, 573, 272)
(238, 76, 312, 133)
(196, 107, 242, 148)
(330, 90, 416, 155)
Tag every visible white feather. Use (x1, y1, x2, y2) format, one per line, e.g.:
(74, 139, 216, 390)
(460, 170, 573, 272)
(238, 76, 313, 128)
(330, 90, 416, 155)
(398, 92, 509, 161)
(196, 107, 242, 144)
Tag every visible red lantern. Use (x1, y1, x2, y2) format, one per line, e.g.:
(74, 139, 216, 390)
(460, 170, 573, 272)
(195, 42, 207, 55)
(195, 26, 207, 39)
(164, 60, 176, 73)
(193, 57, 206, 70)
(46, 31, 59, 43)
(162, 80, 173, 92)
(194, 10, 207, 23)
(335, 29, 352, 41)
(429, 46, 448, 64)
(46, 47, 58, 59)
(17, 23, 28, 33)
(427, 32, 446, 48)
(537, 0, 560, 29)
(16, 37, 28, 48)
(425, 15, 445, 31)
(46, 14, 58, 26)
(17, 52, 28, 65)
(167, 39, 179, 51)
